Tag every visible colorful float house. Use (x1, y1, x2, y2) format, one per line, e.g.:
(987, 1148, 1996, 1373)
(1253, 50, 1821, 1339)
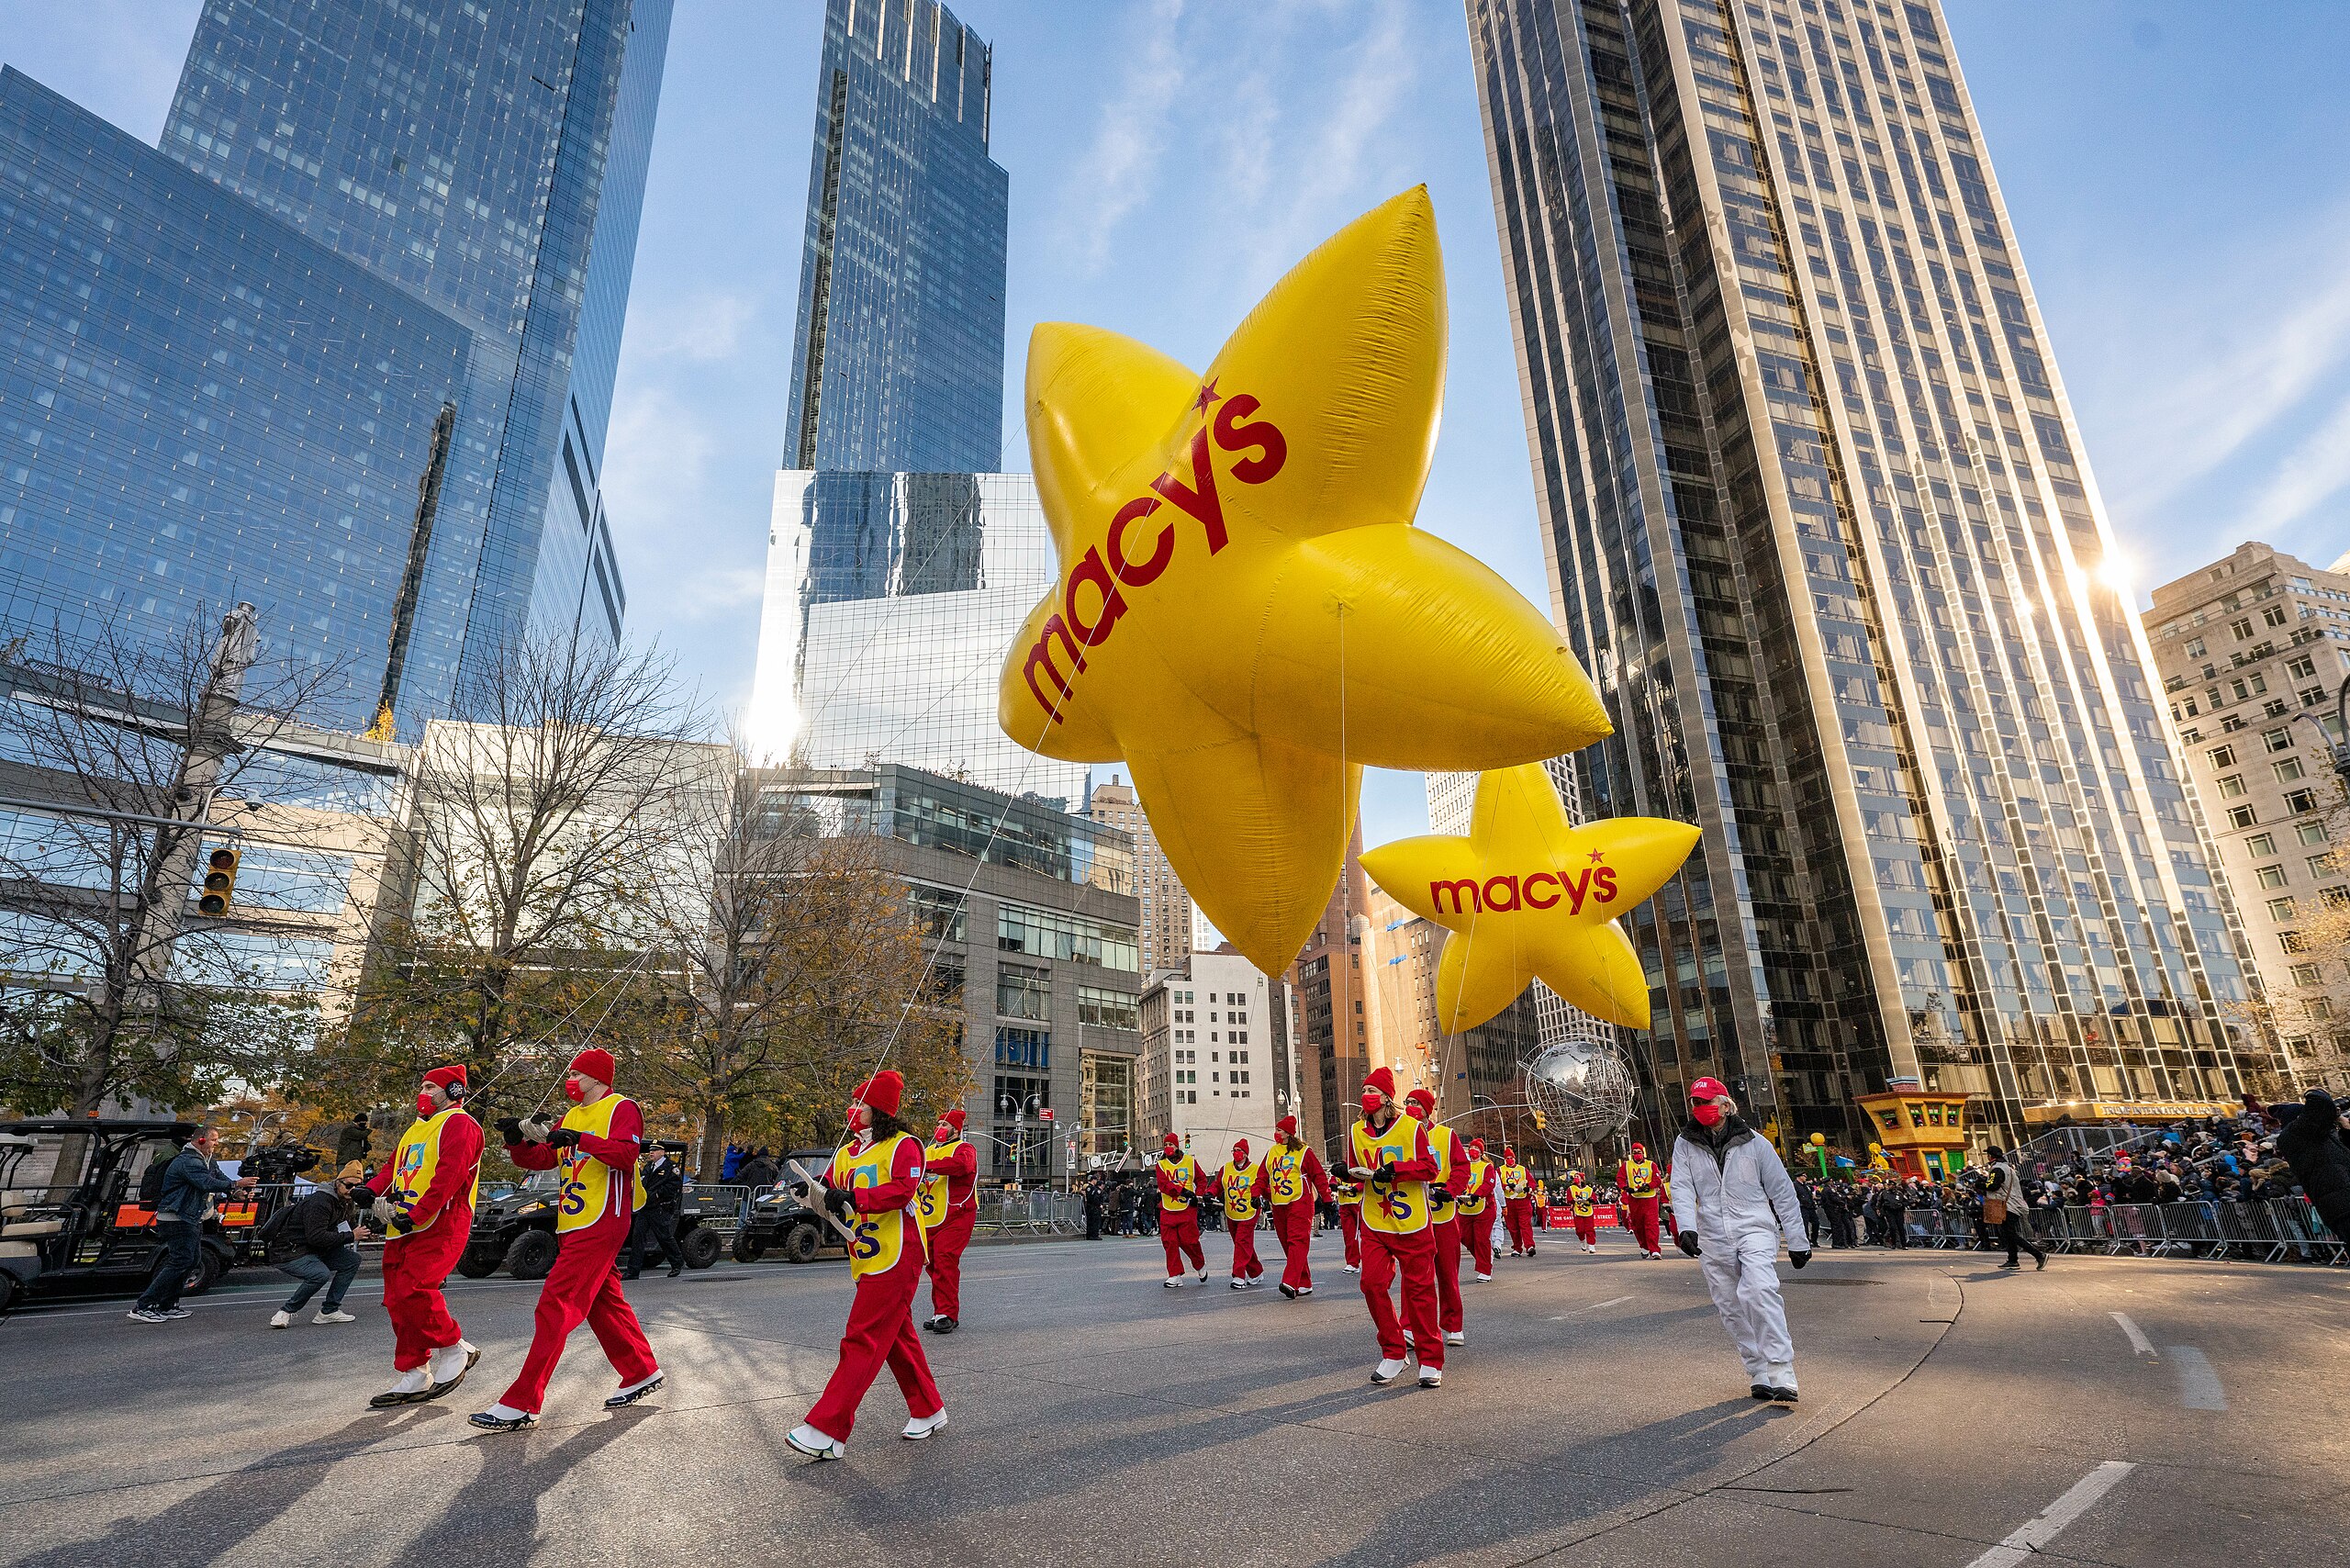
(1852, 1082, 1975, 1181)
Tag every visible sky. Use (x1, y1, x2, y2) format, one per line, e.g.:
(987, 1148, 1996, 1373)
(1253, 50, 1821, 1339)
(6, 0, 2349, 852)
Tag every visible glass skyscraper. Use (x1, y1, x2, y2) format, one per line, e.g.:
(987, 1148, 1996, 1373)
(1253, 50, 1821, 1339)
(1465, 0, 2262, 1148)
(749, 470, 1087, 809)
(0, 68, 476, 728)
(782, 0, 1007, 474)
(161, 0, 674, 703)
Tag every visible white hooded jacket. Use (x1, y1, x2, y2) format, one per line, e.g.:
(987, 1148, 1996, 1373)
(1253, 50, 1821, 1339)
(1669, 1118, 1808, 1252)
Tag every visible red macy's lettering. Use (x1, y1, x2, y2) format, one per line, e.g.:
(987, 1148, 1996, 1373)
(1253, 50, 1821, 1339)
(1024, 393, 1288, 719)
(1430, 868, 1620, 917)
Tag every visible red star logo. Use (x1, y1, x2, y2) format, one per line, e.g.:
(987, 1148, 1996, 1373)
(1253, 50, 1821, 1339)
(1192, 377, 1221, 415)
(1588, 850, 1606, 863)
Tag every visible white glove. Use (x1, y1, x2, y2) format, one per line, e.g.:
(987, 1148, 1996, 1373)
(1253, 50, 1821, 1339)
(520, 1114, 555, 1144)
(369, 1197, 399, 1228)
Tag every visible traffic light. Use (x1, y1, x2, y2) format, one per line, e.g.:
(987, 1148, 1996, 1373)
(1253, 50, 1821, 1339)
(197, 846, 240, 915)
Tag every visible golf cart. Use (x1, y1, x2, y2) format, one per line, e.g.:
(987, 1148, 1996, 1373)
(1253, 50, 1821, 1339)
(731, 1147, 850, 1264)
(0, 1118, 294, 1314)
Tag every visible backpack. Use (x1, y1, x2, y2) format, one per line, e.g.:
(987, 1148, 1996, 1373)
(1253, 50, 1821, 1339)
(257, 1197, 304, 1263)
(138, 1154, 172, 1208)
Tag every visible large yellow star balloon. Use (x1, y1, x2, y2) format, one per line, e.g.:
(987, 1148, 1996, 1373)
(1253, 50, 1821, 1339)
(996, 189, 1610, 976)
(1360, 764, 1700, 1033)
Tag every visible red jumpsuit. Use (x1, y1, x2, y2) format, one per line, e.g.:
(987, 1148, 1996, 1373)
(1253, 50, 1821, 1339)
(364, 1110, 482, 1372)
(1501, 1163, 1537, 1255)
(806, 1133, 943, 1441)
(1617, 1157, 1663, 1255)
(1457, 1159, 1496, 1277)
(1426, 1124, 1466, 1336)
(498, 1098, 658, 1413)
(1351, 1114, 1441, 1370)
(1251, 1142, 1331, 1293)
(1156, 1152, 1205, 1278)
(921, 1134, 979, 1321)
(1214, 1160, 1265, 1282)
(1570, 1183, 1599, 1246)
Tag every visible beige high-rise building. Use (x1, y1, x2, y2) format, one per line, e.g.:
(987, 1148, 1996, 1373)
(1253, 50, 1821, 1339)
(1088, 776, 1194, 976)
(2149, 542, 2350, 1094)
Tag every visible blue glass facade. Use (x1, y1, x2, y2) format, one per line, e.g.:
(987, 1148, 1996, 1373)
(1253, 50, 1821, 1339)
(160, 0, 672, 669)
(783, 0, 1007, 474)
(0, 68, 477, 725)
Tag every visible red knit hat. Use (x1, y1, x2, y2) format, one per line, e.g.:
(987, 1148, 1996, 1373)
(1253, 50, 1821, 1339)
(852, 1070, 903, 1117)
(1467, 1137, 1484, 1154)
(423, 1064, 466, 1092)
(1404, 1086, 1435, 1114)
(1163, 1132, 1181, 1151)
(1363, 1066, 1397, 1100)
(1504, 1146, 1517, 1161)
(1232, 1137, 1249, 1159)
(1276, 1114, 1297, 1137)
(942, 1107, 967, 1132)
(569, 1047, 615, 1085)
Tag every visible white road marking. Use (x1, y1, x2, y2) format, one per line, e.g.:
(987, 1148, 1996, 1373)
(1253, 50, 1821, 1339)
(1961, 1460, 2136, 1568)
(2167, 1346, 2227, 1410)
(1548, 1294, 1633, 1320)
(2109, 1311, 2156, 1358)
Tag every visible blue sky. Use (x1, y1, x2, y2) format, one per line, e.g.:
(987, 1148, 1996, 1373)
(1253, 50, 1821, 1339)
(7, 1, 2349, 851)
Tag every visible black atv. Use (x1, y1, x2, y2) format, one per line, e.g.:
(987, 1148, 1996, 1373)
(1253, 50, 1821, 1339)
(456, 1146, 728, 1281)
(730, 1147, 850, 1264)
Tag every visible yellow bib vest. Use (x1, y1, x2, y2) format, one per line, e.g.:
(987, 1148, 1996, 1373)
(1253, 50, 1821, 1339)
(1458, 1158, 1491, 1216)
(834, 1132, 923, 1279)
(1500, 1162, 1529, 1201)
(555, 1095, 648, 1235)
(1427, 1123, 1461, 1225)
(1571, 1183, 1595, 1215)
(1335, 1181, 1362, 1207)
(1624, 1159, 1658, 1199)
(390, 1106, 478, 1234)
(1264, 1145, 1309, 1205)
(1221, 1159, 1260, 1222)
(916, 1137, 965, 1231)
(1158, 1153, 1198, 1214)
(1351, 1112, 1430, 1236)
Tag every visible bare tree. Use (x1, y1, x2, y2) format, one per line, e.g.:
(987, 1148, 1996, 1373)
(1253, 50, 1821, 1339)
(308, 629, 711, 1114)
(0, 606, 346, 1114)
(627, 759, 970, 1172)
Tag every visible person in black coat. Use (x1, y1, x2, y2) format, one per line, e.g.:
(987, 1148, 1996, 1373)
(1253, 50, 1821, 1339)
(2277, 1090, 2350, 1240)
(626, 1146, 688, 1279)
(268, 1161, 371, 1326)
(736, 1148, 780, 1191)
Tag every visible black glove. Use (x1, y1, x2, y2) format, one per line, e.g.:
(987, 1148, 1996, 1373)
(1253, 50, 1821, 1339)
(391, 1214, 416, 1237)
(1788, 1249, 1810, 1270)
(1675, 1231, 1701, 1258)
(492, 1116, 523, 1143)
(1371, 1163, 1395, 1188)
(544, 1126, 582, 1149)
(822, 1184, 855, 1223)
(1429, 1184, 1453, 1204)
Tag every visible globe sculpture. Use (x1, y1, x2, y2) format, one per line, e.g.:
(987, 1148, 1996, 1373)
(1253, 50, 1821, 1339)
(1523, 1037, 1638, 1154)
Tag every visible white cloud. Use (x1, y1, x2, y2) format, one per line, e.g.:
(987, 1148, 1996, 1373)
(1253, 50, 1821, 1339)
(1056, 0, 1187, 275)
(2231, 389, 2350, 545)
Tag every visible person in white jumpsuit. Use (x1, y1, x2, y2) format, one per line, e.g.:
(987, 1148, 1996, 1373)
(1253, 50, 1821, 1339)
(1668, 1076, 1810, 1402)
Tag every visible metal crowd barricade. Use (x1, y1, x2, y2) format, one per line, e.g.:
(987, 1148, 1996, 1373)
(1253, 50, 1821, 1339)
(971, 1190, 1087, 1237)
(1874, 1196, 2341, 1265)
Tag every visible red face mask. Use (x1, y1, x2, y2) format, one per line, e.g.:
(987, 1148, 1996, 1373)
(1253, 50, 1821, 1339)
(415, 1092, 437, 1116)
(934, 1124, 954, 1143)
(564, 1079, 586, 1103)
(1360, 1091, 1383, 1115)
(1692, 1102, 1724, 1127)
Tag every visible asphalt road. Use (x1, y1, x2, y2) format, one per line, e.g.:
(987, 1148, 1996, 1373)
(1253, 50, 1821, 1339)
(1, 1230, 2343, 1567)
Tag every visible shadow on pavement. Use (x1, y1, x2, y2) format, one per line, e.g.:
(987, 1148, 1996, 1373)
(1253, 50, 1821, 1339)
(386, 1409, 646, 1565)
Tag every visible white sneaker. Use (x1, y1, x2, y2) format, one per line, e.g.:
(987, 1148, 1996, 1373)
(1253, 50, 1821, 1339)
(786, 1423, 846, 1460)
(314, 1309, 356, 1325)
(1474, 1271, 1492, 1282)
(1230, 1278, 1248, 1290)
(428, 1339, 478, 1383)
(371, 1367, 431, 1408)
(1418, 1366, 1442, 1387)
(269, 1310, 293, 1329)
(1195, 1269, 1208, 1284)
(901, 1410, 948, 1440)
(1342, 1264, 1360, 1274)
(1444, 1329, 1465, 1346)
(1162, 1277, 1184, 1289)
(1371, 1357, 1409, 1385)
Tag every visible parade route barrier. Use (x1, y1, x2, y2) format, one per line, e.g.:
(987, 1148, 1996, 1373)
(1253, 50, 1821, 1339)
(1882, 1198, 2343, 1264)
(972, 1191, 1086, 1237)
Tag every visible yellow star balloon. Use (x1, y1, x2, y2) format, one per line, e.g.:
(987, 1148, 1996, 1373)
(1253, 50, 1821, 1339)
(996, 189, 1611, 976)
(1360, 764, 1700, 1032)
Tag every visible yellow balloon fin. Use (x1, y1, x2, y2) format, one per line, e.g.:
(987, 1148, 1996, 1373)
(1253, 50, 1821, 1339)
(1435, 924, 1537, 1035)
(1127, 731, 1360, 978)
(1539, 920, 1653, 1029)
(995, 595, 1124, 763)
(1026, 323, 1199, 553)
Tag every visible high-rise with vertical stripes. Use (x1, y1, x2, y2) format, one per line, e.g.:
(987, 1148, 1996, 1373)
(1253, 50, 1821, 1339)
(1464, 0, 2267, 1148)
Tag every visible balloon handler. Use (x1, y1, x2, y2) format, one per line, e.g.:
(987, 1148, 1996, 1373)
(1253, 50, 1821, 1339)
(1617, 1143, 1665, 1259)
(1347, 1068, 1443, 1388)
(1404, 1088, 1467, 1347)
(1155, 1133, 1208, 1285)
(786, 1070, 946, 1460)
(471, 1049, 663, 1431)
(1251, 1114, 1331, 1297)
(1567, 1172, 1600, 1252)
(1333, 1168, 1364, 1273)
(1498, 1148, 1536, 1257)
(1669, 1076, 1811, 1403)
(1457, 1137, 1497, 1280)
(1214, 1139, 1267, 1288)
(918, 1107, 979, 1333)
(363, 1063, 484, 1407)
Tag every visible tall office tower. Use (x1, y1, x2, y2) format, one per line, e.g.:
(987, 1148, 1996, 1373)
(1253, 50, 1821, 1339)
(1286, 828, 1371, 1152)
(1465, 0, 2260, 1148)
(2150, 543, 2350, 1096)
(0, 69, 472, 731)
(784, 0, 1007, 475)
(1087, 776, 1195, 975)
(162, 0, 674, 719)
(747, 470, 1087, 806)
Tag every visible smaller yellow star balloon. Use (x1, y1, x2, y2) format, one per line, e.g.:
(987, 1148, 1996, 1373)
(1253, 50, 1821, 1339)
(1360, 764, 1699, 1032)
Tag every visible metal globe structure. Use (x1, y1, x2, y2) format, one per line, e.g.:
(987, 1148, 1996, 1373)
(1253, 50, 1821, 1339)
(1523, 1038, 1637, 1154)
